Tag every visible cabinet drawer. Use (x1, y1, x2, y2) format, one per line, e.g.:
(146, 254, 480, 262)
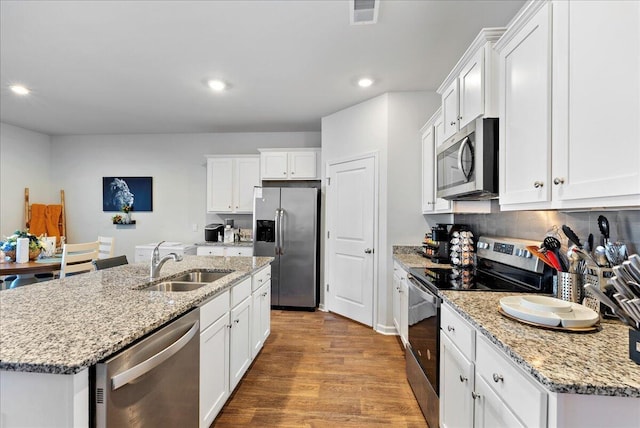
(197, 246, 224, 256)
(441, 303, 475, 360)
(229, 247, 253, 257)
(200, 290, 230, 331)
(252, 266, 271, 292)
(476, 336, 547, 428)
(231, 277, 251, 307)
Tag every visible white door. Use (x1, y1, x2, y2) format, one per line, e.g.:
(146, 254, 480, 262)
(326, 156, 376, 326)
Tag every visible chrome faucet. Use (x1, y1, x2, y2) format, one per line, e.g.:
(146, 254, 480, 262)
(150, 241, 183, 279)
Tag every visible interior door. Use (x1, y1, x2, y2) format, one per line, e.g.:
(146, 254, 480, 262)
(326, 156, 375, 326)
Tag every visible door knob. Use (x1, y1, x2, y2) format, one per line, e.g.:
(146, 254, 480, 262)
(364, 248, 373, 254)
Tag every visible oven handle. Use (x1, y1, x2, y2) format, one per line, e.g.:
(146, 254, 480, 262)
(406, 274, 439, 305)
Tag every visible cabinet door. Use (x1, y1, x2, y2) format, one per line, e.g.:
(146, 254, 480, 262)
(234, 157, 260, 212)
(399, 276, 408, 347)
(207, 158, 234, 212)
(473, 375, 524, 428)
(442, 79, 459, 141)
(251, 281, 271, 359)
(392, 271, 401, 334)
(440, 334, 474, 428)
(459, 48, 484, 129)
(229, 297, 252, 391)
(499, 3, 551, 206)
(261, 151, 288, 179)
(288, 151, 318, 179)
(434, 113, 446, 148)
(552, 0, 640, 203)
(200, 314, 229, 428)
(421, 125, 436, 213)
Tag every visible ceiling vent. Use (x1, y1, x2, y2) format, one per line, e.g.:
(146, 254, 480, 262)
(350, 0, 379, 25)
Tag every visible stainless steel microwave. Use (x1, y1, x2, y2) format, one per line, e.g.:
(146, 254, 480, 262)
(436, 117, 498, 200)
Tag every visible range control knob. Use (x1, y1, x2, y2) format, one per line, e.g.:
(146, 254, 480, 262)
(516, 249, 523, 257)
(478, 242, 489, 250)
(523, 250, 532, 258)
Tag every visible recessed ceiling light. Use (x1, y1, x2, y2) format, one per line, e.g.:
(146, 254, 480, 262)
(358, 78, 374, 88)
(10, 85, 30, 95)
(207, 80, 227, 91)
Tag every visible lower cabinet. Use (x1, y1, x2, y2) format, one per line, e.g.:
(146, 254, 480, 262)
(197, 246, 253, 257)
(229, 296, 252, 391)
(251, 281, 271, 359)
(392, 263, 408, 347)
(440, 303, 546, 428)
(200, 312, 230, 427)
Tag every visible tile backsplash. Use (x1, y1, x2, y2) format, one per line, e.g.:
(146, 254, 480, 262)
(454, 210, 640, 255)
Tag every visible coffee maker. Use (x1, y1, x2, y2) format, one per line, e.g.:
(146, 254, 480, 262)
(422, 224, 469, 264)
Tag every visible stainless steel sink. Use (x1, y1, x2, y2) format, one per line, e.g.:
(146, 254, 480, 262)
(141, 282, 208, 292)
(171, 271, 230, 283)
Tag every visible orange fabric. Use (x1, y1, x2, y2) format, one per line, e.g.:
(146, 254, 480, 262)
(29, 204, 47, 236)
(45, 205, 62, 239)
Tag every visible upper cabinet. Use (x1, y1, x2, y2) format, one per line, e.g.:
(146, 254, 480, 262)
(496, 0, 640, 210)
(437, 28, 505, 144)
(259, 148, 321, 180)
(206, 155, 260, 213)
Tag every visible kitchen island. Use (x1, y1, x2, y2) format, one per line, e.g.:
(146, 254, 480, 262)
(0, 255, 272, 427)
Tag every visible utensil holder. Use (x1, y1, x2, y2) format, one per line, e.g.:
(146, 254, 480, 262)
(556, 272, 584, 303)
(583, 266, 614, 315)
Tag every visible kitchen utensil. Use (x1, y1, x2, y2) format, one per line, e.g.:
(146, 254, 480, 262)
(629, 254, 640, 270)
(610, 275, 634, 299)
(595, 246, 609, 267)
(586, 233, 594, 253)
(572, 247, 598, 267)
(622, 261, 640, 283)
(597, 215, 610, 245)
(526, 245, 556, 270)
(613, 294, 640, 326)
(562, 225, 582, 248)
(567, 246, 581, 273)
(585, 284, 637, 328)
(543, 236, 567, 271)
(545, 250, 563, 271)
(627, 281, 640, 299)
(556, 271, 584, 303)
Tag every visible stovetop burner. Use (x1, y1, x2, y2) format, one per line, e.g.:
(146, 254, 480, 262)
(409, 235, 554, 295)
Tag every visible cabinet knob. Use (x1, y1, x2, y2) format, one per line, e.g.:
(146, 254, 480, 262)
(492, 373, 504, 383)
(262, 291, 268, 297)
(457, 115, 462, 120)
(450, 121, 456, 126)
(553, 177, 565, 185)
(447, 325, 455, 332)
(471, 391, 481, 400)
(533, 181, 544, 188)
(364, 248, 373, 254)
(291, 171, 295, 175)
(459, 375, 468, 383)
(283, 172, 287, 175)
(228, 205, 232, 208)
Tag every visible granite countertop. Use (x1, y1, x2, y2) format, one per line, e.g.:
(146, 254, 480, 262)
(0, 255, 272, 375)
(393, 249, 452, 271)
(441, 291, 640, 398)
(195, 241, 253, 247)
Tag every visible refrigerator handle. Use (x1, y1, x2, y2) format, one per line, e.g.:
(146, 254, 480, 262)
(274, 209, 280, 255)
(279, 209, 285, 255)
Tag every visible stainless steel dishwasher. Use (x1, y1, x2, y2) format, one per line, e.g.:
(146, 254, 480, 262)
(95, 308, 200, 427)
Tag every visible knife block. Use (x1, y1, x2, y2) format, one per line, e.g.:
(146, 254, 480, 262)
(630, 329, 640, 365)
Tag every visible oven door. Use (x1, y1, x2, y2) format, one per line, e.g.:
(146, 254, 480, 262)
(407, 275, 441, 393)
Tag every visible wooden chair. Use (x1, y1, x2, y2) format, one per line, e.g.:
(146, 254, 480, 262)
(60, 241, 100, 279)
(93, 255, 128, 271)
(98, 236, 115, 259)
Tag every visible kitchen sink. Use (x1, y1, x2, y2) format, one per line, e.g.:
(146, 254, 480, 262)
(141, 282, 208, 292)
(171, 271, 230, 283)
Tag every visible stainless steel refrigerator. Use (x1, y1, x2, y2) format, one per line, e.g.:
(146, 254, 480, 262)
(253, 187, 319, 309)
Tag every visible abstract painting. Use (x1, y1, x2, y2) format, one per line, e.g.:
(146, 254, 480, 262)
(102, 177, 153, 212)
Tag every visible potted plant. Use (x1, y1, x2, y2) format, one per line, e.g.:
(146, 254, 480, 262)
(0, 230, 44, 261)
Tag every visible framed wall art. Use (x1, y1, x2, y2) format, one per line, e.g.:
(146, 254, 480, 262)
(102, 176, 153, 212)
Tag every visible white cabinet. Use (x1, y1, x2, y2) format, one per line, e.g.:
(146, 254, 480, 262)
(134, 242, 196, 263)
(440, 302, 547, 428)
(497, 0, 640, 210)
(196, 246, 253, 257)
(206, 155, 260, 213)
(251, 281, 271, 358)
(440, 333, 475, 428)
(392, 263, 408, 347)
(199, 290, 230, 428)
(259, 148, 320, 180)
(437, 29, 504, 144)
(421, 110, 493, 214)
(497, 2, 552, 207)
(229, 279, 252, 390)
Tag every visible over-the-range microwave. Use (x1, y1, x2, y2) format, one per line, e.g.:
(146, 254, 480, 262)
(436, 117, 498, 200)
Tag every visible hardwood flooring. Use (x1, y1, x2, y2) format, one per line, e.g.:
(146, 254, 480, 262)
(213, 310, 428, 427)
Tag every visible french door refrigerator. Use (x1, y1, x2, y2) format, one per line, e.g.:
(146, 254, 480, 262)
(253, 187, 319, 309)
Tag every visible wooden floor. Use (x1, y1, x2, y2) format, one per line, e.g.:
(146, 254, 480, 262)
(213, 310, 428, 427)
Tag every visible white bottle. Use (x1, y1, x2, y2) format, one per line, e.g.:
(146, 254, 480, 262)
(16, 237, 29, 263)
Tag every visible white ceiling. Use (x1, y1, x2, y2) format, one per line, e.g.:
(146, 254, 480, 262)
(0, 0, 525, 136)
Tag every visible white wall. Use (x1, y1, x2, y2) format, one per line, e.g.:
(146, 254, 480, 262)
(0, 122, 52, 236)
(48, 132, 320, 261)
(321, 91, 439, 332)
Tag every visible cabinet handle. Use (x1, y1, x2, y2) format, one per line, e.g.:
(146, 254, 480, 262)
(235, 206, 238, 209)
(227, 324, 232, 329)
(457, 115, 462, 120)
(291, 171, 295, 175)
(234, 319, 240, 324)
(259, 278, 263, 283)
(471, 391, 480, 400)
(228, 205, 231, 208)
(283, 172, 287, 175)
(459, 375, 468, 383)
(533, 181, 544, 188)
(553, 177, 565, 185)
(492, 373, 504, 383)
(447, 325, 455, 332)
(450, 121, 456, 126)
(262, 292, 268, 297)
